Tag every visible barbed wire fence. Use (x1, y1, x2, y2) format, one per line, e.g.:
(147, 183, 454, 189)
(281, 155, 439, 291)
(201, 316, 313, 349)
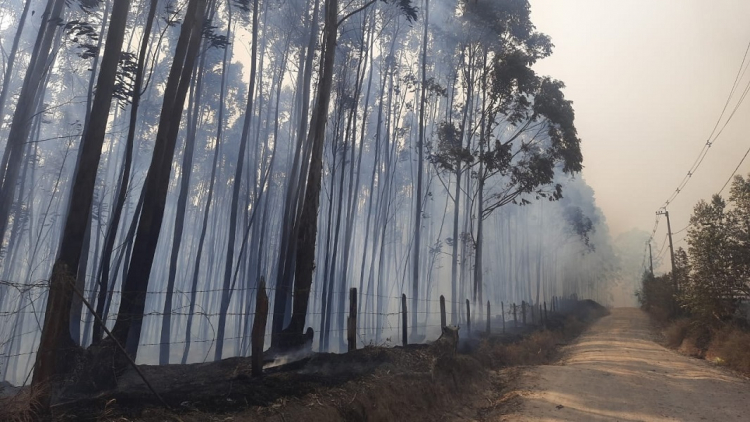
(0, 277, 581, 387)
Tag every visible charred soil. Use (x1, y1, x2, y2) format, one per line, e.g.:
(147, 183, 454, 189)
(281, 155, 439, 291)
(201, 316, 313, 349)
(5, 300, 607, 421)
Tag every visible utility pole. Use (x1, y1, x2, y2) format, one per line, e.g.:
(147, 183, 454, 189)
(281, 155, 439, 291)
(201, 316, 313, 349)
(648, 241, 654, 276)
(656, 209, 678, 294)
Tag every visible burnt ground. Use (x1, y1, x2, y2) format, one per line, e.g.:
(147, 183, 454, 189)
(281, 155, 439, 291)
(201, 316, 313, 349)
(7, 300, 609, 421)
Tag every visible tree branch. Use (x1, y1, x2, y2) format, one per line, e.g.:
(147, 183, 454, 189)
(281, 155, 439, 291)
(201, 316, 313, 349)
(338, 0, 376, 27)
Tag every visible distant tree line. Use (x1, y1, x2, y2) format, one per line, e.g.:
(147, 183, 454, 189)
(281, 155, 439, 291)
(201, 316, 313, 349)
(639, 174, 750, 324)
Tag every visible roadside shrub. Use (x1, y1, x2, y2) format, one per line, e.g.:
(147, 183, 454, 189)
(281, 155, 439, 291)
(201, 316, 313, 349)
(562, 316, 585, 338)
(477, 330, 558, 367)
(664, 318, 691, 348)
(663, 319, 711, 358)
(637, 272, 677, 323)
(707, 326, 750, 374)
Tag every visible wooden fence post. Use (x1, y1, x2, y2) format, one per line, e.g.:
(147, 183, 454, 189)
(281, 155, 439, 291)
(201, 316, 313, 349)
(543, 302, 548, 328)
(501, 302, 506, 333)
(402, 294, 408, 347)
(522, 301, 527, 325)
(440, 295, 446, 329)
(252, 277, 269, 377)
(348, 288, 357, 352)
(486, 301, 491, 334)
(466, 299, 471, 336)
(513, 303, 517, 328)
(539, 304, 543, 324)
(531, 303, 536, 325)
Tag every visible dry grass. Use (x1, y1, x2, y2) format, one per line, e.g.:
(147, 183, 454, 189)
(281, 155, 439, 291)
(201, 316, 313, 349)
(561, 316, 586, 338)
(706, 326, 750, 374)
(664, 318, 691, 348)
(477, 330, 560, 368)
(0, 387, 43, 422)
(477, 308, 606, 369)
(662, 318, 750, 375)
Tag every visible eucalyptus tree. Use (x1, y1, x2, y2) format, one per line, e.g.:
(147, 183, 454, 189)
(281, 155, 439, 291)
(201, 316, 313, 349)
(411, 0, 428, 338)
(93, 0, 160, 345)
(159, 11, 209, 365)
(182, 3, 236, 365)
(106, 0, 208, 362)
(275, 0, 417, 349)
(33, 0, 135, 398)
(0, 0, 67, 251)
(430, 0, 581, 309)
(215, 0, 260, 361)
(0, 0, 32, 132)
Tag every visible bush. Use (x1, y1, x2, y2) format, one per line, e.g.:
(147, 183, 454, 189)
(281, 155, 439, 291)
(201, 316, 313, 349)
(477, 330, 559, 368)
(707, 326, 750, 374)
(637, 272, 677, 321)
(664, 319, 691, 348)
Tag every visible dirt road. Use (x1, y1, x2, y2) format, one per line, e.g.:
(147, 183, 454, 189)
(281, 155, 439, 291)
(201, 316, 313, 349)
(501, 308, 750, 421)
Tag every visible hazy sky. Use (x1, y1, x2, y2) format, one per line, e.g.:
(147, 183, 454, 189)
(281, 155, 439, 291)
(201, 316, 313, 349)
(529, 0, 750, 269)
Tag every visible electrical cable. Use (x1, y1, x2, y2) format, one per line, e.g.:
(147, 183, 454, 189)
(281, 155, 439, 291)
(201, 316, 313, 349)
(659, 39, 750, 210)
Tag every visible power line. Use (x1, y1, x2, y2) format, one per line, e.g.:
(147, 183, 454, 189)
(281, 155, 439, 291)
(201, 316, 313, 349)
(654, 233, 669, 262)
(659, 39, 750, 210)
(718, 142, 750, 195)
(644, 38, 750, 275)
(673, 223, 691, 235)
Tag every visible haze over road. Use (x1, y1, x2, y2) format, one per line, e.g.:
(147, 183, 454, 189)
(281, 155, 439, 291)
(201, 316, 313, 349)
(503, 308, 750, 421)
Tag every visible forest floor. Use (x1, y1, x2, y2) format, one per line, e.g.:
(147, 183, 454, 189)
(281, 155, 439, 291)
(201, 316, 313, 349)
(2, 301, 607, 421)
(499, 307, 750, 421)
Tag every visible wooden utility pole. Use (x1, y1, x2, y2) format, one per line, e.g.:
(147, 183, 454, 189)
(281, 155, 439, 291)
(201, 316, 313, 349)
(656, 209, 677, 293)
(648, 241, 654, 276)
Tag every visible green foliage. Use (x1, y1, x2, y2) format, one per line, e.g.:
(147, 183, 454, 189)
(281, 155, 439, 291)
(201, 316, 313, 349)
(383, 0, 419, 23)
(430, 122, 472, 172)
(431, 0, 582, 220)
(682, 176, 750, 323)
(644, 174, 750, 325)
(563, 205, 594, 250)
(637, 271, 676, 321)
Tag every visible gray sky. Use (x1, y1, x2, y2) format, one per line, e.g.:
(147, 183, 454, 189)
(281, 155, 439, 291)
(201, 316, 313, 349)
(530, 0, 750, 269)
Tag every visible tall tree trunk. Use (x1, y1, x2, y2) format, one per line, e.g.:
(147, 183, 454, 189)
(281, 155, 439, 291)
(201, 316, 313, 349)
(0, 0, 32, 131)
(271, 0, 320, 347)
(215, 0, 259, 361)
(69, 0, 113, 345)
(159, 38, 208, 364)
(182, 4, 233, 365)
(109, 0, 207, 360)
(32, 0, 133, 399)
(93, 0, 158, 345)
(0, 0, 65, 250)
(412, 0, 428, 335)
(474, 51, 488, 312)
(318, 139, 338, 350)
(281, 0, 339, 344)
(335, 14, 370, 347)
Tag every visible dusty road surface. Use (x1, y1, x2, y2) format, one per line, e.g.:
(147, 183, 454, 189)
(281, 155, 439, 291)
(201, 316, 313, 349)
(502, 308, 750, 421)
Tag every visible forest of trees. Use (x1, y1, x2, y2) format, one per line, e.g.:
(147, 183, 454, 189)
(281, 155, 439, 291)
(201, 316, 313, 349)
(640, 174, 750, 324)
(0, 0, 620, 394)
